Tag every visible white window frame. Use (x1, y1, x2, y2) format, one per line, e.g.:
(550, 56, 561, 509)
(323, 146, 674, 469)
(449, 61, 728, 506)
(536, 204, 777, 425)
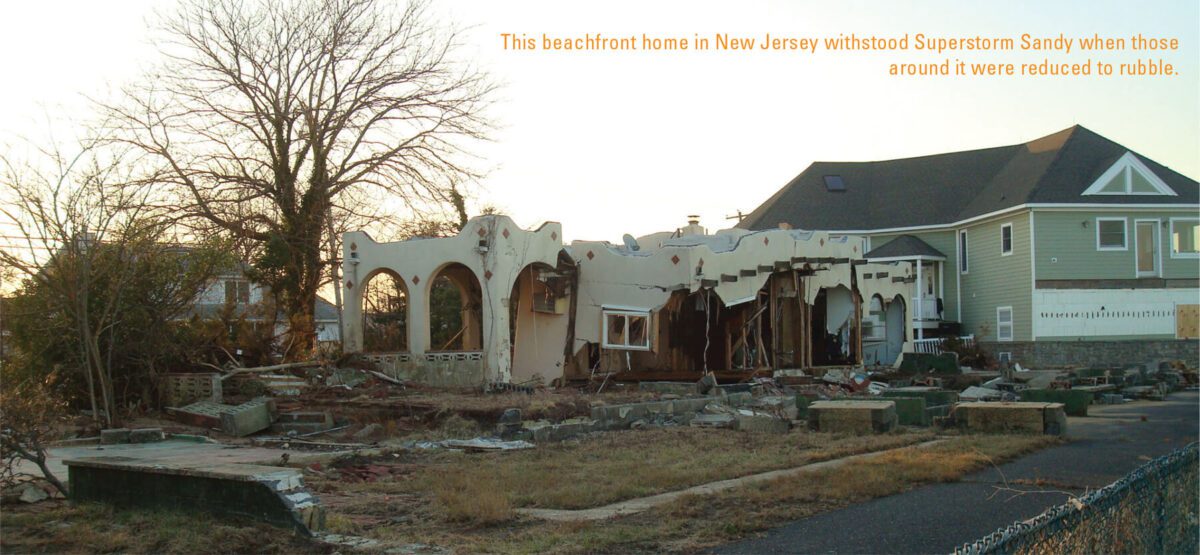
(1133, 218, 1162, 278)
(601, 308, 651, 351)
(1096, 217, 1128, 251)
(1000, 223, 1013, 256)
(1169, 217, 1200, 259)
(997, 352, 1012, 364)
(996, 306, 1014, 341)
(958, 230, 968, 274)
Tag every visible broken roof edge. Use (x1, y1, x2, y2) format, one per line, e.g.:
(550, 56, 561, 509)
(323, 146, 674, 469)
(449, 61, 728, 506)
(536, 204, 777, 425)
(345, 214, 562, 247)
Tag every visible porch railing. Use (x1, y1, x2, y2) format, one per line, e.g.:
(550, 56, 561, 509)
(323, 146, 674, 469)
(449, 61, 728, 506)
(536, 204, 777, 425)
(912, 334, 974, 355)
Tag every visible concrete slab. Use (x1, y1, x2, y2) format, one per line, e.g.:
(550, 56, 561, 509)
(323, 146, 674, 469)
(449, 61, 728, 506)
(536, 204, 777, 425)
(808, 400, 898, 434)
(953, 402, 1067, 435)
(66, 456, 323, 535)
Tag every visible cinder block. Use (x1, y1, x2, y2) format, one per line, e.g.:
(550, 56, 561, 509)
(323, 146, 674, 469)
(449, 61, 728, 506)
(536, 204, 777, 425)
(887, 397, 928, 426)
(1018, 389, 1090, 416)
(220, 398, 273, 437)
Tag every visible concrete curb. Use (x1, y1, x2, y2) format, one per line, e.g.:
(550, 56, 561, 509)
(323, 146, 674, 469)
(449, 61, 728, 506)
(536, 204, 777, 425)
(518, 438, 948, 522)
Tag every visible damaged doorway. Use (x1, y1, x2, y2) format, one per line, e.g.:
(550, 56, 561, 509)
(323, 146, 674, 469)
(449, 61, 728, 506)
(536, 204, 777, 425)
(811, 286, 860, 366)
(360, 270, 408, 352)
(509, 259, 573, 384)
(428, 263, 483, 352)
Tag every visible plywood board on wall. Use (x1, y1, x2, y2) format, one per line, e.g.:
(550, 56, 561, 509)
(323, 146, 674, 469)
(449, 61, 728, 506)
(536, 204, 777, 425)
(1177, 304, 1199, 339)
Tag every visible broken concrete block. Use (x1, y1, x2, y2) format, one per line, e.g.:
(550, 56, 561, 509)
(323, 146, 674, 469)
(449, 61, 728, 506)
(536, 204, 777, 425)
(638, 381, 699, 396)
(881, 387, 959, 407)
(219, 398, 273, 437)
(161, 373, 222, 406)
(952, 402, 1067, 435)
(129, 428, 165, 443)
(273, 412, 335, 435)
(690, 413, 736, 429)
(19, 483, 50, 503)
(886, 397, 928, 426)
(100, 428, 131, 445)
(735, 414, 790, 434)
(807, 400, 898, 434)
(1017, 389, 1090, 416)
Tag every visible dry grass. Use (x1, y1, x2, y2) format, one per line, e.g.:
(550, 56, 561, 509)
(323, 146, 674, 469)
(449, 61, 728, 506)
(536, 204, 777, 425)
(443, 434, 1060, 554)
(404, 427, 936, 510)
(433, 472, 515, 524)
(0, 500, 325, 554)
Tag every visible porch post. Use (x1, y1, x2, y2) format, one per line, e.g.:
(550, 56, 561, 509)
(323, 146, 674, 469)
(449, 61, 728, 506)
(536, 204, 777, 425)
(915, 261, 924, 340)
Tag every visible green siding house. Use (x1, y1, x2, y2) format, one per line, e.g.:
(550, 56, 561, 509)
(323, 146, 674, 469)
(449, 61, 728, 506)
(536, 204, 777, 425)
(740, 126, 1199, 367)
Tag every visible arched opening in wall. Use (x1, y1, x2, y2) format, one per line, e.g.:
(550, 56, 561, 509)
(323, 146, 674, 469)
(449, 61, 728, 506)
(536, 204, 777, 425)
(509, 256, 574, 384)
(428, 263, 483, 352)
(862, 294, 888, 365)
(361, 270, 408, 352)
(810, 285, 858, 366)
(884, 294, 907, 365)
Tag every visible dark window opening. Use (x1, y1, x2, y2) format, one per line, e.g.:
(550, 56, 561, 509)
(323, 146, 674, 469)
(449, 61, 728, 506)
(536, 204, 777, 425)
(823, 175, 845, 192)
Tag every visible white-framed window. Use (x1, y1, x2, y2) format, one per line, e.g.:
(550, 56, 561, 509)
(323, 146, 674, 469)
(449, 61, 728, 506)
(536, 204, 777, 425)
(998, 352, 1012, 364)
(602, 308, 651, 351)
(958, 230, 968, 274)
(1170, 218, 1200, 258)
(1096, 218, 1127, 251)
(1000, 223, 1013, 256)
(996, 306, 1014, 342)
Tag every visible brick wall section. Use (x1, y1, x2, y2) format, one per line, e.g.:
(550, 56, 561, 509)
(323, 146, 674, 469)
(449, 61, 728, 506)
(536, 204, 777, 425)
(980, 340, 1199, 368)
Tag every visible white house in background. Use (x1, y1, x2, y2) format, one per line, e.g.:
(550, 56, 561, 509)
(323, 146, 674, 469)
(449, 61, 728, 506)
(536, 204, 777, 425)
(185, 264, 341, 343)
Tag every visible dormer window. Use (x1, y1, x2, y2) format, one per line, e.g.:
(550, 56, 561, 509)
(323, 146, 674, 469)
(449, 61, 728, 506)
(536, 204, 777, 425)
(1082, 152, 1176, 196)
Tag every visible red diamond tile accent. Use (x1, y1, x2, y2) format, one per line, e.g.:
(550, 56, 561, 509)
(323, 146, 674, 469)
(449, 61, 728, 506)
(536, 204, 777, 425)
(671, 255, 680, 265)
(698, 258, 704, 267)
(550, 231, 557, 241)
(412, 276, 420, 285)
(763, 237, 769, 245)
(484, 270, 493, 280)
(477, 227, 487, 237)
(502, 228, 510, 239)
(350, 242, 357, 251)
(346, 280, 354, 289)
(586, 251, 595, 260)
(819, 239, 825, 246)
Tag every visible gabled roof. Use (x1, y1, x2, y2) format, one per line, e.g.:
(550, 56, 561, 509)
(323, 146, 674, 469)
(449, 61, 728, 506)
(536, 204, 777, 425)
(739, 126, 1199, 232)
(865, 235, 945, 260)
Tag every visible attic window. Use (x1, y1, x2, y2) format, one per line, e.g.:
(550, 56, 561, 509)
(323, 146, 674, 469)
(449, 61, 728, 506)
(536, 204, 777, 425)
(1081, 152, 1176, 196)
(823, 175, 845, 192)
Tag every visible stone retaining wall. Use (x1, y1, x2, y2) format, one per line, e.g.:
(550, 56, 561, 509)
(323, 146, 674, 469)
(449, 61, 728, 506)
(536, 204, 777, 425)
(981, 340, 1198, 368)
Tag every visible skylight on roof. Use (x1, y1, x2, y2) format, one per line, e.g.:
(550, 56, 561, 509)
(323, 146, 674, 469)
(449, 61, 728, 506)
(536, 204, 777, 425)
(823, 175, 845, 192)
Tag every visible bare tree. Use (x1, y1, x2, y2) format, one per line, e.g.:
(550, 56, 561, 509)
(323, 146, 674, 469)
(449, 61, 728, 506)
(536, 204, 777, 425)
(0, 139, 157, 427)
(105, 0, 493, 359)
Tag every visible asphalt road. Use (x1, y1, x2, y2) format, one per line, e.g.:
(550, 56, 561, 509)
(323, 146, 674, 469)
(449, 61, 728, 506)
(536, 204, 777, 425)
(713, 391, 1199, 555)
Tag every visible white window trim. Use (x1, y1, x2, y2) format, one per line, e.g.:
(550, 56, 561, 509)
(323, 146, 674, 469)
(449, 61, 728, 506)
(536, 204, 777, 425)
(601, 308, 652, 351)
(1081, 152, 1177, 196)
(1096, 217, 1128, 251)
(996, 306, 1014, 342)
(1000, 223, 1013, 256)
(998, 352, 1012, 363)
(1169, 217, 1200, 259)
(958, 230, 968, 275)
(1133, 218, 1162, 278)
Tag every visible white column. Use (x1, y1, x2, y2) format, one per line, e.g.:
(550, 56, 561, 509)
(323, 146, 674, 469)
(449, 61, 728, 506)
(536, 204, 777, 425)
(915, 261, 924, 340)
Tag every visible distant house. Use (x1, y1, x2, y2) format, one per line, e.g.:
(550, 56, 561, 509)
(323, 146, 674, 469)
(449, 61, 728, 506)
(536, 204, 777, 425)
(739, 125, 1199, 367)
(187, 264, 342, 344)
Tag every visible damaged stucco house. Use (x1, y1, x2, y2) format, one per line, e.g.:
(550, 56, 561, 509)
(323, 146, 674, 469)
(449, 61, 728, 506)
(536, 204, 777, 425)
(341, 215, 914, 386)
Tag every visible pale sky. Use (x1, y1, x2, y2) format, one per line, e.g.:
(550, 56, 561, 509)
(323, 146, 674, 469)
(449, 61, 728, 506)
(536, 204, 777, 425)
(1, 0, 1197, 244)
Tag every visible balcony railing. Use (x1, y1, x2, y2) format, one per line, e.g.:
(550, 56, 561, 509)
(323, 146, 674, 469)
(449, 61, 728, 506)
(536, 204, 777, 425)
(912, 334, 974, 355)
